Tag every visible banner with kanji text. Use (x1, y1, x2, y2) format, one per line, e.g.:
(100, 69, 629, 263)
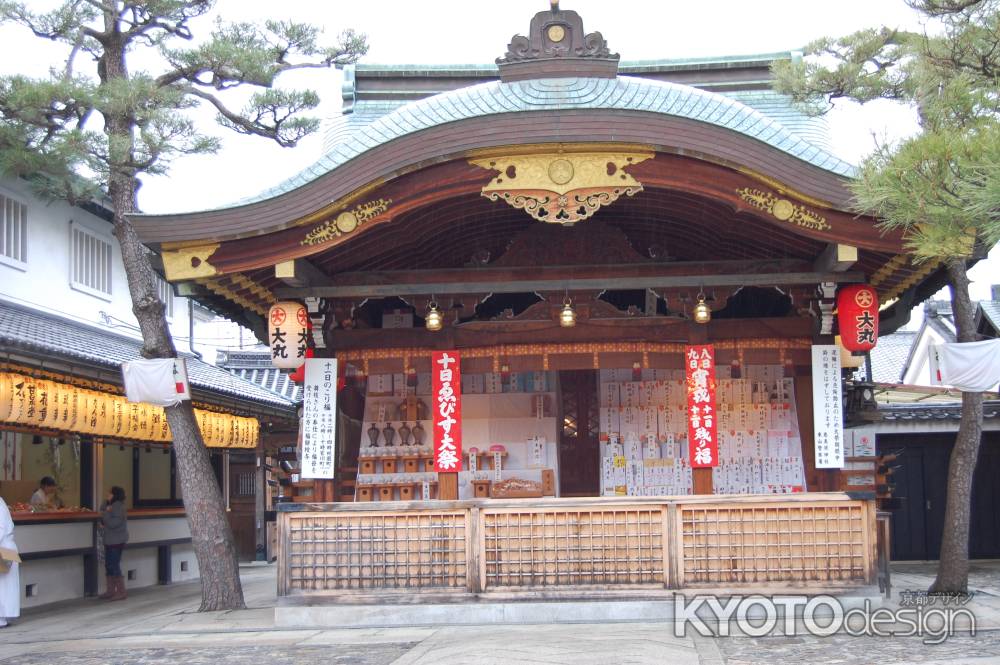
(686, 345, 719, 468)
(432, 351, 462, 472)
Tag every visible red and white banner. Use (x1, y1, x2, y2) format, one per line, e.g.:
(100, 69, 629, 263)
(686, 345, 719, 468)
(432, 351, 462, 472)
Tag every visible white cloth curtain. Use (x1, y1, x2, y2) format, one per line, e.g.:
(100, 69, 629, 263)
(932, 339, 1000, 392)
(121, 358, 181, 407)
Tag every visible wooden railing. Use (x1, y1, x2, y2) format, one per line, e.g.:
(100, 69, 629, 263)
(277, 493, 877, 599)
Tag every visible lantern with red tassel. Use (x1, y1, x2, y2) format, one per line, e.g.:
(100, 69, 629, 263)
(837, 284, 879, 352)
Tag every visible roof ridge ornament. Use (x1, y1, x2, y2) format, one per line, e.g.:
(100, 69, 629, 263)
(497, 3, 619, 82)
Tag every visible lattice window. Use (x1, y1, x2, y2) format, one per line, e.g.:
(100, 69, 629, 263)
(680, 503, 867, 584)
(286, 512, 468, 591)
(236, 471, 255, 497)
(561, 383, 578, 438)
(69, 222, 113, 298)
(156, 274, 174, 318)
(0, 193, 27, 268)
(483, 507, 664, 588)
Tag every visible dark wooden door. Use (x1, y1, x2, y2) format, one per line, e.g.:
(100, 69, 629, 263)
(558, 370, 600, 496)
(228, 455, 257, 561)
(881, 433, 1000, 560)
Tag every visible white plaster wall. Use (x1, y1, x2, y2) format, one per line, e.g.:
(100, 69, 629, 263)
(128, 516, 191, 543)
(0, 177, 191, 341)
(120, 546, 159, 590)
(15, 522, 92, 554)
(19, 556, 84, 608)
(170, 543, 200, 582)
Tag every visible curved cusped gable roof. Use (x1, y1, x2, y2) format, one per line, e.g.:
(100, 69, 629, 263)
(131, 73, 858, 246)
(247, 74, 853, 207)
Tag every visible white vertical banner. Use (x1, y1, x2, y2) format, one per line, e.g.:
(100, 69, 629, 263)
(302, 358, 338, 479)
(811, 345, 844, 469)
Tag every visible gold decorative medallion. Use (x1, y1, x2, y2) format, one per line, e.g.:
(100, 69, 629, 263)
(302, 198, 391, 247)
(335, 211, 359, 233)
(736, 187, 830, 231)
(547, 24, 566, 42)
(471, 151, 653, 225)
(547, 158, 574, 185)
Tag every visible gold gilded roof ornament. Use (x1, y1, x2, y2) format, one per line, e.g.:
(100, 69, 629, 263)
(736, 187, 830, 231)
(301, 198, 392, 247)
(471, 151, 653, 225)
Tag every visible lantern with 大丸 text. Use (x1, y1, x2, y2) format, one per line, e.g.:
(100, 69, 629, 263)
(268, 301, 309, 369)
(837, 284, 879, 353)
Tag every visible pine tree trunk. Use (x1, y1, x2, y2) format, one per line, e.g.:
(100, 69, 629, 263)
(929, 258, 984, 594)
(100, 14, 245, 611)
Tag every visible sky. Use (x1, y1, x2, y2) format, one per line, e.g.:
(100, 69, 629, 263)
(0, 0, 996, 305)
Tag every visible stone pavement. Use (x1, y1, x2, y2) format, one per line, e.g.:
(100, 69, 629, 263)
(0, 562, 998, 664)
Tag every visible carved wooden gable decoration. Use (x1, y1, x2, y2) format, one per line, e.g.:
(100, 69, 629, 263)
(470, 151, 653, 226)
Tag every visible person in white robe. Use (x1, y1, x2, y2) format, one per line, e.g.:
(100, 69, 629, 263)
(0, 494, 19, 628)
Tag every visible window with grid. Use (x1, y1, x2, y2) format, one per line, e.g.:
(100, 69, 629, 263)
(156, 274, 174, 318)
(69, 222, 113, 298)
(0, 193, 28, 268)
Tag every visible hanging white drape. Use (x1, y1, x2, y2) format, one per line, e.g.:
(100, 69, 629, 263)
(931, 339, 1000, 392)
(121, 358, 182, 407)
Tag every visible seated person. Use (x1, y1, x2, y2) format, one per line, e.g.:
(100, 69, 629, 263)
(29, 476, 61, 512)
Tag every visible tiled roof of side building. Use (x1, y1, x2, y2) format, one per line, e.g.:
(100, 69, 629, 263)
(0, 301, 296, 413)
(855, 331, 917, 384)
(979, 301, 1000, 335)
(216, 350, 302, 403)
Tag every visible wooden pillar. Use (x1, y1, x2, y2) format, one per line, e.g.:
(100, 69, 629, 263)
(688, 321, 714, 495)
(438, 472, 458, 500)
(254, 450, 266, 559)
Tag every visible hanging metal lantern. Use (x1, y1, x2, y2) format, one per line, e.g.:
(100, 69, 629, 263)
(559, 298, 576, 327)
(693, 293, 711, 324)
(426, 301, 444, 331)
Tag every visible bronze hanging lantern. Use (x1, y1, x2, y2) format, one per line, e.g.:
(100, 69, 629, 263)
(693, 292, 711, 324)
(559, 297, 576, 328)
(425, 300, 443, 331)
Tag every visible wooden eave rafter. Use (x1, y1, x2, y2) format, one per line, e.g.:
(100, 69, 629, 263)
(158, 152, 904, 283)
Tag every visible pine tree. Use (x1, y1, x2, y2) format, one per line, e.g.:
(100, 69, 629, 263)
(0, 0, 366, 610)
(774, 0, 1000, 593)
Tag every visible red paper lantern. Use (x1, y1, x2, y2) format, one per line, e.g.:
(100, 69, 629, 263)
(837, 284, 879, 352)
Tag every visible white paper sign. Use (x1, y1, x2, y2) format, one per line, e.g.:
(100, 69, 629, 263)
(302, 358, 338, 479)
(811, 345, 844, 468)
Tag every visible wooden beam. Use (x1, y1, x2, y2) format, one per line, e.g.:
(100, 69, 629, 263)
(813, 244, 858, 273)
(174, 281, 211, 297)
(274, 258, 330, 288)
(326, 316, 814, 351)
(277, 271, 864, 299)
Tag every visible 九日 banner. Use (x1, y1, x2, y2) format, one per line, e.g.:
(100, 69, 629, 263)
(686, 345, 719, 468)
(432, 351, 462, 472)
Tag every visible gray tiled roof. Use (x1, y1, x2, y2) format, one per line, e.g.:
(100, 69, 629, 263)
(217, 350, 302, 403)
(0, 301, 296, 412)
(244, 75, 855, 207)
(881, 401, 1000, 421)
(980, 301, 1000, 335)
(854, 331, 916, 384)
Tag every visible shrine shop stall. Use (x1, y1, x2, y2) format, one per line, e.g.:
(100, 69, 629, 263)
(132, 5, 952, 603)
(0, 306, 296, 607)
